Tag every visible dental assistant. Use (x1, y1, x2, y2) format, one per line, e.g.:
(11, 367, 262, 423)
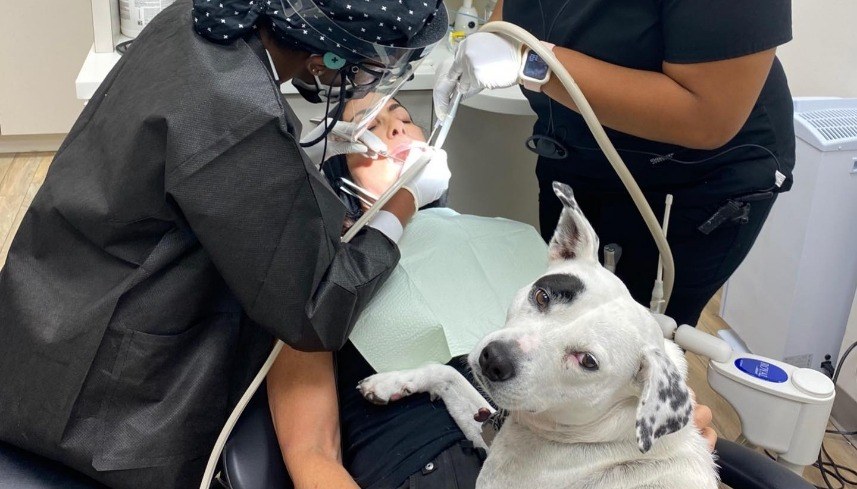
(435, 0, 794, 326)
(0, 0, 449, 487)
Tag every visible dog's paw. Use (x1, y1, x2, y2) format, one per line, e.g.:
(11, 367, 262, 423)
(358, 372, 421, 405)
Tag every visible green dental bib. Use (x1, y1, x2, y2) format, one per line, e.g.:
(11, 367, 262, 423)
(350, 208, 548, 372)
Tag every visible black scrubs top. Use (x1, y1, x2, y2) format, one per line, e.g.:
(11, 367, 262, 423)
(0, 1, 398, 488)
(504, 0, 795, 205)
(336, 342, 469, 488)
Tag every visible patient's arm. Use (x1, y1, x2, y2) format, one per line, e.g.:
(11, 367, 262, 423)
(267, 345, 359, 489)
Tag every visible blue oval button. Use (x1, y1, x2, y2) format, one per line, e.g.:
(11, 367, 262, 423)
(734, 358, 788, 383)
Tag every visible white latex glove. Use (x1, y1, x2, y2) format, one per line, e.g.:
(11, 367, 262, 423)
(401, 147, 451, 210)
(434, 32, 522, 121)
(300, 119, 388, 169)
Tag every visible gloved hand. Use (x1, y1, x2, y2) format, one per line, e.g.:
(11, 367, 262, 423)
(434, 32, 522, 120)
(300, 119, 388, 169)
(401, 147, 451, 210)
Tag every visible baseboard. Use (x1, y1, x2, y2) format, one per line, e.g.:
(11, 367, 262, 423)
(831, 385, 857, 440)
(0, 134, 65, 154)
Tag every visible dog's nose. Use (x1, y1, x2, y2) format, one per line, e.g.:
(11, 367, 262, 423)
(479, 341, 517, 382)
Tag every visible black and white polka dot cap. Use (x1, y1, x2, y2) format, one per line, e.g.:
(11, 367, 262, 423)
(193, 0, 448, 64)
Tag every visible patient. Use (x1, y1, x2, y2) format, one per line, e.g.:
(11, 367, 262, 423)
(266, 98, 717, 489)
(323, 95, 444, 223)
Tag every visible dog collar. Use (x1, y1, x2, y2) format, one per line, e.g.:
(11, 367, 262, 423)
(477, 408, 509, 447)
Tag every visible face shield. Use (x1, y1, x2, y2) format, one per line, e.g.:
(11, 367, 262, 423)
(277, 0, 447, 141)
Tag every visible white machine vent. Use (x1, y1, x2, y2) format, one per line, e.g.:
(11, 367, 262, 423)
(798, 108, 857, 142)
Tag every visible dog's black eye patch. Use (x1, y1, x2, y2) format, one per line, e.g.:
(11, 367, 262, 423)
(530, 274, 585, 310)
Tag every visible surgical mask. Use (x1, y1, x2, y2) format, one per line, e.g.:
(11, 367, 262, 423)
(295, 63, 388, 148)
(292, 61, 388, 104)
(292, 73, 351, 104)
(291, 77, 326, 104)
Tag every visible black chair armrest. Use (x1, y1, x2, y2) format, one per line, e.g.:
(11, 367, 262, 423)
(223, 393, 817, 489)
(222, 385, 293, 489)
(716, 439, 815, 489)
(0, 442, 106, 488)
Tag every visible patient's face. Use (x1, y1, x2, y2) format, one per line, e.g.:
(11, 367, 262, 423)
(342, 97, 426, 204)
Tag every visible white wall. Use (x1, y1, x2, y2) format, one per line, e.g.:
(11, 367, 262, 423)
(778, 0, 857, 403)
(836, 290, 857, 408)
(0, 1, 93, 136)
(777, 0, 857, 98)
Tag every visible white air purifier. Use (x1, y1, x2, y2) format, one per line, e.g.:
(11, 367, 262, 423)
(720, 98, 857, 371)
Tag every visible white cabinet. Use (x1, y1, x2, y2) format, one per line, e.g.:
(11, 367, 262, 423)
(721, 99, 857, 371)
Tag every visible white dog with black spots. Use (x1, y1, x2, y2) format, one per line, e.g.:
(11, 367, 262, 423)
(359, 182, 719, 489)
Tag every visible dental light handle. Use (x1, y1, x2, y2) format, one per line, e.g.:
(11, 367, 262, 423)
(479, 21, 675, 307)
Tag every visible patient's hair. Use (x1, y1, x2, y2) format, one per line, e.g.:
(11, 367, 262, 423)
(322, 154, 364, 228)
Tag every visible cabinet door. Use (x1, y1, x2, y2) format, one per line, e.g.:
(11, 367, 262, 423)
(0, 1, 93, 135)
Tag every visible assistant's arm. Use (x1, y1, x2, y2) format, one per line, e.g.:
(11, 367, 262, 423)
(487, 0, 779, 150)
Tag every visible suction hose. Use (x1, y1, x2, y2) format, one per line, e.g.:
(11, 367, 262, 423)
(201, 23, 676, 488)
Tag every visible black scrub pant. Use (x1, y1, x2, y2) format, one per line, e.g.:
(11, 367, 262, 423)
(537, 180, 777, 326)
(394, 441, 484, 489)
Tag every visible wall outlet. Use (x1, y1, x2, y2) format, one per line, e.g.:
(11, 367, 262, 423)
(784, 354, 813, 369)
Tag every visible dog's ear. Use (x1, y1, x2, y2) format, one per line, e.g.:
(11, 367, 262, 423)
(634, 346, 693, 453)
(548, 182, 599, 263)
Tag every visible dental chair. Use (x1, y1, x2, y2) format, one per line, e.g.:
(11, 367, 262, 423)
(215, 319, 836, 489)
(0, 395, 822, 489)
(216, 385, 816, 489)
(0, 442, 107, 489)
(0, 397, 819, 489)
(0, 382, 823, 489)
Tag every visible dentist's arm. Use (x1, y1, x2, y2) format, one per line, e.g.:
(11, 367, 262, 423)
(267, 346, 359, 489)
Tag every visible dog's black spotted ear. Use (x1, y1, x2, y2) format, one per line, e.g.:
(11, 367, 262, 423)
(548, 182, 599, 263)
(635, 346, 693, 453)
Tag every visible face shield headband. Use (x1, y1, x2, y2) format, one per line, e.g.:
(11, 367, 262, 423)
(291, 58, 397, 104)
(277, 0, 445, 142)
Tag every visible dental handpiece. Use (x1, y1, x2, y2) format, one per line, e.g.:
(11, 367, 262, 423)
(429, 90, 464, 150)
